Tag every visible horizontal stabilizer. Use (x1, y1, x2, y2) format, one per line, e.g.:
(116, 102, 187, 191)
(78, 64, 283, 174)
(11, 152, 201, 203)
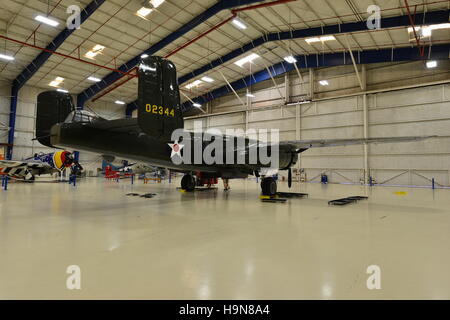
(36, 91, 74, 148)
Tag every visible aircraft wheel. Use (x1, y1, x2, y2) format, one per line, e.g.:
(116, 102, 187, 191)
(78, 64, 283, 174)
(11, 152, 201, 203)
(261, 177, 277, 196)
(181, 174, 195, 192)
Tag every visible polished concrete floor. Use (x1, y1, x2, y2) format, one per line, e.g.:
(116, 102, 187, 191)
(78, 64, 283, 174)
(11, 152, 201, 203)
(0, 177, 449, 299)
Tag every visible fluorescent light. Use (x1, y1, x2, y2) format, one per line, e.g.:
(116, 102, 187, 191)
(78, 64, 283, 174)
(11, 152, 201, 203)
(319, 80, 329, 86)
(85, 51, 97, 59)
(115, 100, 126, 105)
(49, 76, 64, 87)
(35, 15, 59, 27)
(141, 54, 149, 58)
(0, 53, 14, 61)
(421, 27, 432, 37)
(201, 76, 214, 83)
(305, 35, 336, 44)
(87, 76, 101, 82)
(305, 37, 321, 43)
(286, 100, 311, 106)
(85, 44, 105, 60)
(150, 0, 165, 8)
(185, 80, 203, 89)
(193, 103, 202, 108)
(234, 53, 260, 67)
(92, 45, 104, 51)
(408, 23, 450, 33)
(57, 89, 69, 93)
(232, 19, 247, 30)
(320, 35, 336, 41)
(246, 93, 255, 98)
(137, 7, 153, 18)
(426, 60, 437, 69)
(284, 55, 297, 64)
(430, 23, 450, 30)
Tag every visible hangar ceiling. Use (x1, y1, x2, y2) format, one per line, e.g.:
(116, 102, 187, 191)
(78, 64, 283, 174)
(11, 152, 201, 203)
(0, 0, 449, 108)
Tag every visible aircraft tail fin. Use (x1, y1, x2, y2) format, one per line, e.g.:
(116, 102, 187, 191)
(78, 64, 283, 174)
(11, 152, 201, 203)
(137, 56, 184, 141)
(36, 91, 75, 148)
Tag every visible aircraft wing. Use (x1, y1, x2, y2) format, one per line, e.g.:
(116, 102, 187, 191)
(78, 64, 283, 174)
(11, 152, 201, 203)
(279, 136, 436, 152)
(0, 160, 51, 179)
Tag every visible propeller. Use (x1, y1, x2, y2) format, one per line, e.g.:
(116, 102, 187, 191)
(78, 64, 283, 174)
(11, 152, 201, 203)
(288, 168, 292, 188)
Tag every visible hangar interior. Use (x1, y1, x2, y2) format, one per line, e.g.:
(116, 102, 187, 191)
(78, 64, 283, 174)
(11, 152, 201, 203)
(0, 0, 449, 299)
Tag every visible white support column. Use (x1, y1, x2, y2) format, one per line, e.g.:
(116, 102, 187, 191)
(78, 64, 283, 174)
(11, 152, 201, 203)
(245, 88, 251, 131)
(285, 73, 290, 104)
(309, 68, 314, 100)
(296, 103, 301, 169)
(362, 65, 369, 184)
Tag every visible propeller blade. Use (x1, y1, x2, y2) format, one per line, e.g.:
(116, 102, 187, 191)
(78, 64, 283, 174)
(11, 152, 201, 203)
(288, 168, 292, 188)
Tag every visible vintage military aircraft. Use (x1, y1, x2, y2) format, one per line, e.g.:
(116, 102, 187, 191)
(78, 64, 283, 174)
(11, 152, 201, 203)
(0, 151, 79, 181)
(34, 56, 433, 195)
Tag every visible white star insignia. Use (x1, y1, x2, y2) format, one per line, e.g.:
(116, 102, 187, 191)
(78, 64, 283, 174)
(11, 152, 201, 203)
(168, 141, 184, 158)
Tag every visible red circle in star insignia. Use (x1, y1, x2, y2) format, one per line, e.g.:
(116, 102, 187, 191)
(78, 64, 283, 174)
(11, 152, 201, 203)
(173, 144, 179, 152)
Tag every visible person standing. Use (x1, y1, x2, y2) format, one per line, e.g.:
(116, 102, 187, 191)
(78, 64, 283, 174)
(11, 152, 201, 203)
(223, 178, 230, 191)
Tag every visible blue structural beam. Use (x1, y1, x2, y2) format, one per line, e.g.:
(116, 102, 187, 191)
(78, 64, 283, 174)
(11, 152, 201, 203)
(179, 43, 450, 113)
(179, 10, 449, 84)
(77, 0, 266, 109)
(7, 0, 106, 159)
(126, 9, 449, 114)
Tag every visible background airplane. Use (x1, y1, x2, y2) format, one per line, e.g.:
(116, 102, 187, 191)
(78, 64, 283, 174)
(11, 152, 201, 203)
(0, 151, 80, 181)
(33, 56, 433, 195)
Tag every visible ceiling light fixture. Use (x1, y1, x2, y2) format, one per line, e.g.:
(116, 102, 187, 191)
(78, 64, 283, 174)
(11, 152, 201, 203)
(49, 76, 64, 87)
(232, 18, 247, 30)
(137, 7, 153, 18)
(87, 76, 101, 82)
(201, 76, 214, 83)
(150, 0, 165, 8)
(319, 80, 329, 86)
(407, 23, 450, 40)
(0, 53, 14, 61)
(234, 53, 260, 67)
(286, 100, 311, 106)
(305, 35, 336, 44)
(185, 80, 203, 89)
(115, 100, 126, 105)
(85, 44, 105, 60)
(284, 55, 297, 64)
(35, 15, 59, 27)
(246, 93, 255, 98)
(193, 103, 202, 108)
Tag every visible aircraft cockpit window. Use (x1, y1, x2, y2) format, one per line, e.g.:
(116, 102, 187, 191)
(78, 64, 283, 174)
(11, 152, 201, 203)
(64, 110, 105, 124)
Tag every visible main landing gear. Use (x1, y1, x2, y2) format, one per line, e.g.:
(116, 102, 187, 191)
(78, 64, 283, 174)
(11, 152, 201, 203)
(260, 168, 293, 197)
(181, 174, 196, 192)
(261, 177, 277, 196)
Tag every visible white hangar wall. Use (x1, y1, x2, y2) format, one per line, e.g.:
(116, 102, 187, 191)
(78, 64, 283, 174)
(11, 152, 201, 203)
(185, 60, 450, 187)
(0, 84, 123, 173)
(0, 84, 56, 160)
